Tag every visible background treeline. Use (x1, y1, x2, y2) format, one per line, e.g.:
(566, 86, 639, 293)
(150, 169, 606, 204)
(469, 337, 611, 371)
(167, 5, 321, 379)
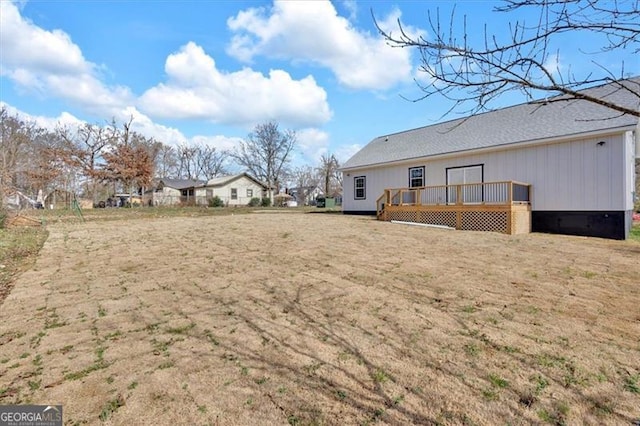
(0, 108, 342, 213)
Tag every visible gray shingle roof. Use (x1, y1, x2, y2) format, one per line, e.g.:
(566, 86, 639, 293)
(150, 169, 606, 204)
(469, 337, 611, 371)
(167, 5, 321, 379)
(158, 178, 205, 189)
(342, 78, 640, 170)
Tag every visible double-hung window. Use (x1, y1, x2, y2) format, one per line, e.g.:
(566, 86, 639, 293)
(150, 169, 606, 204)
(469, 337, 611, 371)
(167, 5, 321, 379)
(354, 176, 366, 200)
(409, 166, 425, 188)
(231, 188, 238, 200)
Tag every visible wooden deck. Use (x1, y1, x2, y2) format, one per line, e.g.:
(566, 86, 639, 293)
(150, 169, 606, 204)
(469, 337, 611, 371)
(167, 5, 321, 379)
(376, 181, 532, 235)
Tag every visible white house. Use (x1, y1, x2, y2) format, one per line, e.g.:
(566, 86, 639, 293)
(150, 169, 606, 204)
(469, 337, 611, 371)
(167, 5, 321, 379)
(341, 78, 639, 240)
(149, 178, 205, 206)
(194, 173, 266, 206)
(288, 185, 324, 205)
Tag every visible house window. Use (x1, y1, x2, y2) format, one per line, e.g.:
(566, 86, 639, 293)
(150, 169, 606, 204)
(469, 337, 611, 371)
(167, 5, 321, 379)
(446, 164, 484, 204)
(231, 188, 238, 200)
(246, 189, 253, 198)
(354, 176, 366, 200)
(409, 166, 425, 188)
(206, 189, 213, 199)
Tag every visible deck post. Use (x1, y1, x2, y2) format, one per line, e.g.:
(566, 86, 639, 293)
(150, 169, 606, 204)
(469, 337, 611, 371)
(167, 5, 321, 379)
(508, 181, 513, 204)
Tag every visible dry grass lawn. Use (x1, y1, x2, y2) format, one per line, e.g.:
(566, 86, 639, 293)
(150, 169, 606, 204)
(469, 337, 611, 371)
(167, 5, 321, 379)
(1, 211, 639, 425)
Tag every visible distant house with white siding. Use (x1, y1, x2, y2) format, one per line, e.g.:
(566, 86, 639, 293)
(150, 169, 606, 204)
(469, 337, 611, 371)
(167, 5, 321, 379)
(288, 185, 324, 205)
(341, 78, 639, 240)
(194, 173, 266, 206)
(151, 178, 205, 206)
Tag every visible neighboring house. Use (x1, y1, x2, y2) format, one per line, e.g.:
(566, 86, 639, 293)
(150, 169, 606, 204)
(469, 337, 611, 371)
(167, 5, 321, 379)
(341, 78, 639, 240)
(4, 190, 43, 210)
(288, 185, 324, 205)
(150, 178, 205, 206)
(194, 173, 267, 206)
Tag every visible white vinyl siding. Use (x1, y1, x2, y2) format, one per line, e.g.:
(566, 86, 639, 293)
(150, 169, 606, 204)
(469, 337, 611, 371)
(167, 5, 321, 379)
(342, 132, 631, 212)
(195, 175, 265, 206)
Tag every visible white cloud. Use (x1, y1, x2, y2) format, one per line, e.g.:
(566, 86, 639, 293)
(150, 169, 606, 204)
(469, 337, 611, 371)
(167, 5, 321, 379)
(295, 128, 330, 164)
(106, 106, 243, 151)
(0, 101, 84, 130)
(543, 52, 562, 79)
(293, 128, 361, 166)
(0, 2, 89, 75)
(335, 143, 362, 164)
(0, 1, 133, 114)
(1, 101, 241, 153)
(342, 0, 358, 21)
(138, 42, 332, 128)
(191, 134, 243, 152)
(226, 0, 422, 90)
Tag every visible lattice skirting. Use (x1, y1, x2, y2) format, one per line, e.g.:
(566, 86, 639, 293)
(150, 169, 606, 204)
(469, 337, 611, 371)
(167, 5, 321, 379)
(460, 211, 508, 233)
(387, 210, 457, 228)
(383, 206, 530, 235)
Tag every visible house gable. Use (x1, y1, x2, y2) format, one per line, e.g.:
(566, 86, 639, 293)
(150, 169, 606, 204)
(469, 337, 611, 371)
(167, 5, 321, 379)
(204, 173, 266, 189)
(196, 173, 267, 205)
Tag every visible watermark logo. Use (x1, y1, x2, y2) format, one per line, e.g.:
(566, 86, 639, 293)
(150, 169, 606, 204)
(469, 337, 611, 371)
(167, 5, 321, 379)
(0, 405, 62, 426)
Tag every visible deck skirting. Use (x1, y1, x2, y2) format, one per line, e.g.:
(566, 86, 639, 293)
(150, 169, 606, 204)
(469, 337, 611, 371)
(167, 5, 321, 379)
(380, 204, 531, 235)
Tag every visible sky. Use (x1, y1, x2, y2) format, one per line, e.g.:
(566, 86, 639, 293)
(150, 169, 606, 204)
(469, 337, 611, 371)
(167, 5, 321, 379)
(1, 0, 638, 169)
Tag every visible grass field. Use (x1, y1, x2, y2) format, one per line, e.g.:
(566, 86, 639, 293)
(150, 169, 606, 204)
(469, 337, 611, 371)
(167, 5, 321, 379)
(1, 209, 639, 425)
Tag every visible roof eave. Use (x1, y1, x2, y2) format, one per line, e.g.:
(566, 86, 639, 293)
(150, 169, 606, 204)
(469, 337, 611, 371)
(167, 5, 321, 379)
(340, 124, 637, 172)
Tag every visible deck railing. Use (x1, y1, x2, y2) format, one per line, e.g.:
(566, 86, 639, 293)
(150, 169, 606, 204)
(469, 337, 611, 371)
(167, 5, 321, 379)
(376, 181, 532, 234)
(377, 181, 530, 218)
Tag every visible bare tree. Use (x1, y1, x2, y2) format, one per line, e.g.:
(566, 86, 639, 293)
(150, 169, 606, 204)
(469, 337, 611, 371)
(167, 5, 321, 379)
(317, 153, 341, 196)
(194, 144, 229, 180)
(57, 121, 116, 204)
(0, 107, 44, 211)
(232, 121, 296, 199)
(155, 144, 179, 178)
(376, 1, 640, 117)
(288, 165, 319, 204)
(173, 143, 228, 181)
(23, 131, 67, 199)
(176, 144, 199, 180)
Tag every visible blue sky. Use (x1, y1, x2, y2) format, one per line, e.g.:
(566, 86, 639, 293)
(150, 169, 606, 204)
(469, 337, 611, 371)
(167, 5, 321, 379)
(1, 0, 637, 168)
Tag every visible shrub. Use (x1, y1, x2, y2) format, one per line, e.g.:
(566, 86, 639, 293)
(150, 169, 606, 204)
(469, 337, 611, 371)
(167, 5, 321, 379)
(261, 197, 271, 207)
(208, 196, 224, 207)
(248, 197, 261, 207)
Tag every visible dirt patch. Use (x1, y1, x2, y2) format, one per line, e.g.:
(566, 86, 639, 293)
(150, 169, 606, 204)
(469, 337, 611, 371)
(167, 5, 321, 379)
(0, 213, 639, 425)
